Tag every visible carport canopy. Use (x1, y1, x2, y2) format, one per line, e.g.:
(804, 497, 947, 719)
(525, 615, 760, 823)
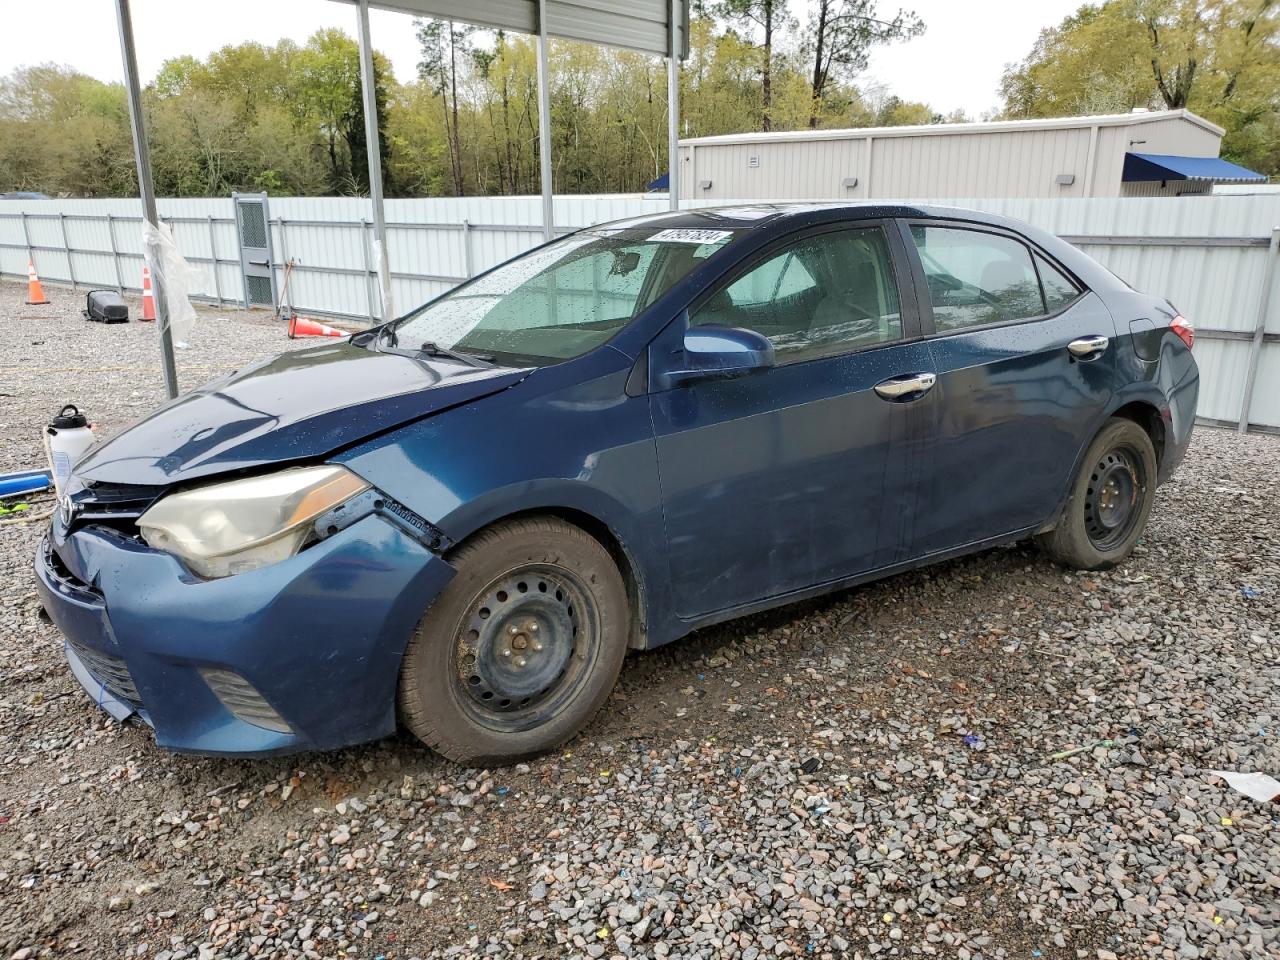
(1122, 152, 1266, 184)
(112, 0, 688, 398)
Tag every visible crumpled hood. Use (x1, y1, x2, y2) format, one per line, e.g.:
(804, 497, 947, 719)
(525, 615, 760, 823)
(75, 341, 529, 486)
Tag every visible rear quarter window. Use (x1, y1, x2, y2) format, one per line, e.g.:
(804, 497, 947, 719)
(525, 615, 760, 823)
(1035, 253, 1083, 311)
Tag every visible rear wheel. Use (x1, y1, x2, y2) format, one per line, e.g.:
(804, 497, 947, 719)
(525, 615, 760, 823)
(398, 516, 629, 766)
(1037, 418, 1157, 570)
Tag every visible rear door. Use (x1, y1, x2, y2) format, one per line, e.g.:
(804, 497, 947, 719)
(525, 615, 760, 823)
(649, 221, 934, 618)
(900, 219, 1118, 557)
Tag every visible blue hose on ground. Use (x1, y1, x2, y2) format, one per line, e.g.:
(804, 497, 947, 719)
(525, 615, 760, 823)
(0, 470, 51, 499)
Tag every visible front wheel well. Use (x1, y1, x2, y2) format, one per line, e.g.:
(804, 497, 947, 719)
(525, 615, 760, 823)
(448, 507, 647, 650)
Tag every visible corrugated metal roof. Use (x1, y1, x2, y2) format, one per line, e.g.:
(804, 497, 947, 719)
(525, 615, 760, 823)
(330, 0, 687, 57)
(681, 110, 1225, 147)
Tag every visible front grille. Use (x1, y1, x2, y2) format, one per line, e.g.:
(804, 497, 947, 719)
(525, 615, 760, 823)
(200, 668, 292, 734)
(68, 638, 143, 710)
(64, 480, 165, 537)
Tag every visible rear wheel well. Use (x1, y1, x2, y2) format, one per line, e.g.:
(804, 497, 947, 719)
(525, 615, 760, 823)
(449, 508, 647, 650)
(1111, 402, 1165, 465)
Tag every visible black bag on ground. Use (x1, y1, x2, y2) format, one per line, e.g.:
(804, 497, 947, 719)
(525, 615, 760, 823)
(83, 289, 129, 323)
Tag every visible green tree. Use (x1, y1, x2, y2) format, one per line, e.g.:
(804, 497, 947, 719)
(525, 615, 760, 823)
(716, 0, 795, 130)
(416, 18, 476, 195)
(0, 65, 134, 196)
(1001, 1, 1279, 173)
(805, 0, 924, 126)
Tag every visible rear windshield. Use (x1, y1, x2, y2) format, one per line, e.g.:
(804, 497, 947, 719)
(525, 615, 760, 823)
(389, 227, 741, 366)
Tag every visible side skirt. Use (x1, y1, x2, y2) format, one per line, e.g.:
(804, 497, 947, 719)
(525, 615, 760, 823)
(646, 524, 1042, 649)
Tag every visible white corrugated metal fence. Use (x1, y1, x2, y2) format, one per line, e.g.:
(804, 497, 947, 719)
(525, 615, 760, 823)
(2, 193, 1277, 432)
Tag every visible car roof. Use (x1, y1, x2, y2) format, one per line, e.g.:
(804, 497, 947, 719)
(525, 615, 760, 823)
(589, 201, 1125, 297)
(591, 201, 1027, 235)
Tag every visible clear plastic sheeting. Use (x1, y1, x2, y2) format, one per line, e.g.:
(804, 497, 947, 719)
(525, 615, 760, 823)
(371, 236, 394, 320)
(141, 218, 201, 348)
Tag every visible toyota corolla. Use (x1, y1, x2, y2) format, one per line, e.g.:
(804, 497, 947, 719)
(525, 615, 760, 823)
(34, 203, 1198, 764)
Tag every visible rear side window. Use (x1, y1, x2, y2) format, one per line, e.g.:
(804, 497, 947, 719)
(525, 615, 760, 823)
(911, 225, 1045, 331)
(692, 226, 902, 363)
(1035, 253, 1082, 311)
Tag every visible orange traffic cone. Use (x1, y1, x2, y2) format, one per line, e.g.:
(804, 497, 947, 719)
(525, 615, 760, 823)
(140, 264, 156, 321)
(25, 260, 49, 305)
(288, 315, 345, 339)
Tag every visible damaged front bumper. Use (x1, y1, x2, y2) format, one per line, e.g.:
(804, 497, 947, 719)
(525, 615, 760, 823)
(34, 510, 455, 757)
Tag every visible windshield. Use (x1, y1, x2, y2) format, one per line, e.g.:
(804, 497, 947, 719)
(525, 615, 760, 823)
(385, 227, 741, 366)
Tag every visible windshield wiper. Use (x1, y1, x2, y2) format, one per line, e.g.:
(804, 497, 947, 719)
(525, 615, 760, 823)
(419, 341, 495, 368)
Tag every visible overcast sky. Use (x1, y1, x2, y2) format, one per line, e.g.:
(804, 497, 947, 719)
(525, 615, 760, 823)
(0, 0, 1081, 118)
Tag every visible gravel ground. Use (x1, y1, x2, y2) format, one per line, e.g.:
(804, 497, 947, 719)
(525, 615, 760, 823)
(1, 278, 1278, 960)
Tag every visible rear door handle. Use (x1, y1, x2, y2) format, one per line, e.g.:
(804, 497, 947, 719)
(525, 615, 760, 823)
(874, 372, 937, 401)
(1068, 335, 1110, 359)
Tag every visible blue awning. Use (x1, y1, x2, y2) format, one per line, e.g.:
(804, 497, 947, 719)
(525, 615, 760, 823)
(1123, 152, 1266, 184)
(646, 172, 670, 191)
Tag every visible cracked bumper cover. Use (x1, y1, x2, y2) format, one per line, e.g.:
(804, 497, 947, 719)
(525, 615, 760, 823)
(34, 512, 455, 757)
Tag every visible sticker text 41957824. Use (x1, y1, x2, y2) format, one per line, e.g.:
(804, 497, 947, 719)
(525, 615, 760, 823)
(647, 229, 734, 245)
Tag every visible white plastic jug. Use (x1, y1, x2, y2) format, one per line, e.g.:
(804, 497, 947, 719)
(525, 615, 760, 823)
(43, 405, 95, 498)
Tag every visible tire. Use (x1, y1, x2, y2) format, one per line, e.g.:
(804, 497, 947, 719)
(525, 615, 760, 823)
(398, 516, 629, 766)
(1037, 417, 1158, 571)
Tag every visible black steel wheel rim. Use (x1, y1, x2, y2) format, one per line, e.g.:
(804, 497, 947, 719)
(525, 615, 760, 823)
(1083, 445, 1143, 550)
(453, 564, 600, 732)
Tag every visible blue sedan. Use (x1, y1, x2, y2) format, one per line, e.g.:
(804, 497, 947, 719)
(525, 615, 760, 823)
(35, 203, 1198, 763)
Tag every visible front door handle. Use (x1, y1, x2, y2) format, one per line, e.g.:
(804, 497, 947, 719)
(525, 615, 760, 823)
(874, 372, 937, 401)
(1068, 335, 1110, 359)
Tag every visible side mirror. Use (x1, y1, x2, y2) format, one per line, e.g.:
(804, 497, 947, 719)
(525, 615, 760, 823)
(655, 323, 775, 389)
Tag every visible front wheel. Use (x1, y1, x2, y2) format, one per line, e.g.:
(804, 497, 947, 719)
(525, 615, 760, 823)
(1037, 418, 1158, 571)
(398, 516, 629, 766)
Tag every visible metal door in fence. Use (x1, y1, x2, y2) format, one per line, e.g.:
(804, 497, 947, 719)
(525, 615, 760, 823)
(232, 192, 276, 308)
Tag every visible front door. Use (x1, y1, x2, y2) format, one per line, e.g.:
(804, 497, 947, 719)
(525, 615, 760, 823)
(902, 221, 1118, 556)
(648, 223, 934, 619)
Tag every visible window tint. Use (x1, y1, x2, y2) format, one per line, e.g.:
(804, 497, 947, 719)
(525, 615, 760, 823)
(692, 227, 902, 362)
(911, 225, 1046, 331)
(1035, 253, 1082, 311)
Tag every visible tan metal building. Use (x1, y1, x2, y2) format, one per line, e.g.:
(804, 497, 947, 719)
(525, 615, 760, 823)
(677, 109, 1266, 201)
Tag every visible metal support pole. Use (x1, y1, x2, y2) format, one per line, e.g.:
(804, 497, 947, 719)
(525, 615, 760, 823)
(115, 0, 178, 399)
(461, 219, 474, 278)
(58, 213, 77, 289)
(667, 0, 680, 211)
(1238, 225, 1280, 433)
(536, 0, 555, 242)
(355, 0, 394, 323)
(106, 213, 123, 293)
(207, 215, 222, 307)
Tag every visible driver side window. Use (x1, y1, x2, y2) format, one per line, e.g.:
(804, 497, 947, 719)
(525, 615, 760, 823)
(691, 226, 903, 364)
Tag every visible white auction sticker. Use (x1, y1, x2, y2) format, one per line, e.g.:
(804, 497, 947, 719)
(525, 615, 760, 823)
(648, 228, 734, 245)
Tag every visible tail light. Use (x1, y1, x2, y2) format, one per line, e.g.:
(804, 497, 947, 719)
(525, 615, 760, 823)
(1169, 314, 1194, 350)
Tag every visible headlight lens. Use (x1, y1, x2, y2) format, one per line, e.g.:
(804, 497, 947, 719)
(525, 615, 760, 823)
(138, 465, 370, 578)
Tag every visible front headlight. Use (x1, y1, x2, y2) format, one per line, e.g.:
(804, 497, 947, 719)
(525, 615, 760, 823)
(138, 465, 370, 578)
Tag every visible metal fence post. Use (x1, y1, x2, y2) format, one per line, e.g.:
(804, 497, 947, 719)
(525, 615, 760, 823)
(361, 219, 378, 323)
(1237, 225, 1280, 433)
(462, 219, 474, 279)
(207, 215, 223, 307)
(277, 218, 291, 307)
(58, 213, 77, 290)
(19, 211, 32, 267)
(106, 213, 123, 293)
